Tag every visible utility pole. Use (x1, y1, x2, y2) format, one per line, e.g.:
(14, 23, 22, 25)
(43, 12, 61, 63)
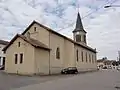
(118, 51, 120, 61)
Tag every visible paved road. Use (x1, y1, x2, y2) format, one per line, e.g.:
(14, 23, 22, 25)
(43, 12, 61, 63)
(13, 70, 120, 90)
(0, 71, 72, 90)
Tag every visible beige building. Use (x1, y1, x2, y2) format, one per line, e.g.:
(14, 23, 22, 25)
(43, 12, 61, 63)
(3, 12, 97, 75)
(0, 40, 9, 66)
(97, 59, 115, 69)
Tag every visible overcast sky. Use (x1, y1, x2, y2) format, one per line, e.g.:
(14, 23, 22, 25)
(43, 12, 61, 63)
(0, 0, 120, 60)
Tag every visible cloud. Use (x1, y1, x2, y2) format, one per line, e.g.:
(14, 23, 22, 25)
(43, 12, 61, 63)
(0, 0, 120, 60)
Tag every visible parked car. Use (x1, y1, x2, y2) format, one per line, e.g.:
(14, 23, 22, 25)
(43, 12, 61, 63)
(0, 65, 4, 70)
(61, 67, 78, 74)
(102, 66, 107, 69)
(117, 66, 120, 71)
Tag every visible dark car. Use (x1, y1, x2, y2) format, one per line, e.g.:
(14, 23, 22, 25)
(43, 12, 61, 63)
(61, 67, 78, 74)
(0, 65, 4, 70)
(117, 66, 120, 71)
(102, 66, 107, 69)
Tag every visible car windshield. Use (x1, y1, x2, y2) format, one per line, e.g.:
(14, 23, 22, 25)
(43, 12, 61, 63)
(68, 67, 76, 70)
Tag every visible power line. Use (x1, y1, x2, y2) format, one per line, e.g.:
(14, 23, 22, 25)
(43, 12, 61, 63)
(57, 0, 110, 32)
(59, 0, 119, 36)
(57, 0, 118, 32)
(81, 0, 117, 19)
(0, 0, 118, 33)
(0, 6, 21, 28)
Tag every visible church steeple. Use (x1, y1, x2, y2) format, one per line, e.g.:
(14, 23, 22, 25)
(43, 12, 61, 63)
(73, 12, 87, 45)
(73, 12, 86, 33)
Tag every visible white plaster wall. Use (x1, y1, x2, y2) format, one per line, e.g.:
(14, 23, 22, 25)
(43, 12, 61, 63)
(0, 44, 6, 66)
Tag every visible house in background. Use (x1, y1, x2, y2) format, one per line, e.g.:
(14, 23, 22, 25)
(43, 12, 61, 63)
(0, 40, 9, 66)
(97, 59, 105, 69)
(3, 12, 97, 75)
(97, 59, 115, 69)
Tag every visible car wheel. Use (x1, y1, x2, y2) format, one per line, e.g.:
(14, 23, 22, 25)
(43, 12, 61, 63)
(64, 72, 67, 74)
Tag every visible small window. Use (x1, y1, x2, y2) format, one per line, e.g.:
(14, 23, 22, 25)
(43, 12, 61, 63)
(76, 49, 79, 62)
(3, 51, 6, 54)
(76, 35, 81, 42)
(89, 54, 91, 62)
(92, 55, 94, 63)
(34, 27, 37, 31)
(56, 47, 60, 59)
(80, 35, 81, 41)
(27, 32, 30, 38)
(81, 51, 83, 62)
(18, 42, 20, 47)
(83, 35, 86, 42)
(94, 56, 96, 63)
(0, 57, 1, 64)
(20, 53, 23, 64)
(3, 57, 5, 65)
(15, 54, 18, 64)
(3, 57, 5, 61)
(86, 52, 87, 62)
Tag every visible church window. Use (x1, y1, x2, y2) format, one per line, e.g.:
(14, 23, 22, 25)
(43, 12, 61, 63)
(86, 52, 87, 62)
(76, 49, 79, 62)
(92, 55, 94, 63)
(89, 54, 91, 62)
(0, 57, 1, 64)
(27, 32, 30, 38)
(34, 27, 37, 31)
(56, 47, 60, 59)
(20, 53, 23, 64)
(76, 35, 81, 42)
(15, 54, 18, 64)
(18, 42, 20, 47)
(83, 35, 86, 42)
(81, 51, 83, 62)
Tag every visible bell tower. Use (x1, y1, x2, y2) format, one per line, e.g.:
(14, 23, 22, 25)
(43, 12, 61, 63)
(73, 12, 87, 45)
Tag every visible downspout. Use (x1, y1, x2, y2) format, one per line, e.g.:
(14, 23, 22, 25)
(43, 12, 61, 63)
(49, 32, 51, 75)
(34, 48, 37, 75)
(73, 43, 76, 67)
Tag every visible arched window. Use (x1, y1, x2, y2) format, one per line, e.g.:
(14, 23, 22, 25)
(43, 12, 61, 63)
(89, 54, 91, 62)
(83, 35, 86, 42)
(92, 55, 94, 63)
(76, 49, 79, 62)
(27, 32, 30, 38)
(81, 51, 83, 62)
(76, 35, 81, 42)
(18, 42, 20, 47)
(34, 27, 37, 31)
(86, 52, 87, 62)
(56, 47, 60, 59)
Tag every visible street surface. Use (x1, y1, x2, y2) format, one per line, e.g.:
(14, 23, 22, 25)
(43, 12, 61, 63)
(0, 71, 71, 90)
(13, 70, 120, 90)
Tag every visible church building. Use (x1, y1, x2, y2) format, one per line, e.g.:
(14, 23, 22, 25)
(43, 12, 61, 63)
(3, 12, 97, 75)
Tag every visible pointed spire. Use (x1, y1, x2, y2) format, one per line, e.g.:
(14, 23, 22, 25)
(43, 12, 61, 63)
(76, 12, 84, 29)
(73, 12, 86, 33)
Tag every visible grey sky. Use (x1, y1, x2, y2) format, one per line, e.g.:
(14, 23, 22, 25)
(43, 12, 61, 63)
(0, 0, 120, 60)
